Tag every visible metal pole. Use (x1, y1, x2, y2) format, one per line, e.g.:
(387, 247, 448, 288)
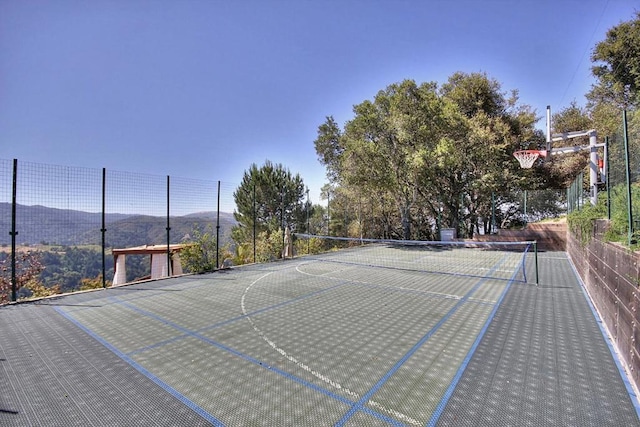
(216, 180, 221, 269)
(534, 241, 539, 285)
(252, 183, 256, 263)
(101, 168, 107, 288)
(327, 191, 330, 236)
(623, 110, 633, 245)
(491, 192, 496, 234)
(546, 105, 551, 149)
(281, 185, 285, 257)
(589, 130, 599, 205)
(605, 136, 611, 220)
(306, 188, 310, 254)
(166, 175, 171, 276)
(523, 190, 528, 223)
(10, 159, 18, 302)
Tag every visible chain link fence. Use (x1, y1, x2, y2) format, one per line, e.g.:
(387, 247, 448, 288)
(566, 111, 640, 244)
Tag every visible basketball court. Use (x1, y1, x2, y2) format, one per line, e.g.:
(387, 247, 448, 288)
(1, 243, 639, 426)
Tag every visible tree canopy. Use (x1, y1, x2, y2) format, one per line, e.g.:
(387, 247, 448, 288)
(589, 11, 640, 109)
(232, 160, 309, 261)
(315, 73, 538, 239)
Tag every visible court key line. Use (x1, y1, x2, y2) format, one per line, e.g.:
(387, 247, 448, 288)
(334, 255, 510, 426)
(70, 272, 405, 426)
(243, 260, 508, 425)
(241, 266, 423, 426)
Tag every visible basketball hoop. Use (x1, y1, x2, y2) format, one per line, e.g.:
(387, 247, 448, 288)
(514, 150, 547, 169)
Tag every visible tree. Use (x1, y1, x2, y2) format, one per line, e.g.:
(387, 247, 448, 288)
(589, 12, 640, 109)
(180, 225, 220, 273)
(232, 161, 308, 261)
(315, 74, 538, 239)
(0, 251, 46, 303)
(317, 79, 451, 239)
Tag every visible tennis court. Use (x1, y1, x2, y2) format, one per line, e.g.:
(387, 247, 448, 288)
(1, 241, 639, 426)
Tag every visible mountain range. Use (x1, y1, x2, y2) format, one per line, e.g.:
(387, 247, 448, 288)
(0, 203, 237, 248)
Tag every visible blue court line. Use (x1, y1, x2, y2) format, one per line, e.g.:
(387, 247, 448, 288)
(334, 255, 509, 426)
(54, 306, 225, 427)
(127, 270, 485, 358)
(127, 281, 349, 356)
(567, 255, 640, 419)
(425, 260, 521, 426)
(104, 296, 404, 425)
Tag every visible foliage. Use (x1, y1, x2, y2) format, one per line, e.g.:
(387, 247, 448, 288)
(563, 182, 640, 248)
(603, 183, 640, 244)
(39, 247, 109, 292)
(255, 229, 284, 263)
(589, 12, 640, 109)
(0, 251, 45, 303)
(232, 161, 309, 263)
(232, 242, 254, 265)
(24, 280, 61, 299)
(567, 200, 607, 246)
(180, 225, 219, 273)
(315, 73, 538, 239)
(80, 274, 108, 290)
(294, 236, 325, 256)
(233, 160, 308, 234)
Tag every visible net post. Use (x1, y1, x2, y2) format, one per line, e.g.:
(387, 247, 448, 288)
(10, 159, 18, 302)
(101, 167, 107, 288)
(534, 240, 539, 285)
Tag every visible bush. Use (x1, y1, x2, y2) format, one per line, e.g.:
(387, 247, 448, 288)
(180, 226, 219, 273)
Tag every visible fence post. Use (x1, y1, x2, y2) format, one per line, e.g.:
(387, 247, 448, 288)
(10, 159, 18, 302)
(306, 188, 310, 253)
(216, 180, 220, 269)
(623, 110, 633, 245)
(281, 185, 285, 257)
(327, 191, 331, 236)
(166, 175, 171, 276)
(534, 241, 539, 285)
(101, 168, 106, 288)
(605, 136, 611, 220)
(252, 183, 256, 263)
(491, 192, 496, 234)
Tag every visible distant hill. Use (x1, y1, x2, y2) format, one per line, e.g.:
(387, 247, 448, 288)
(0, 203, 237, 247)
(89, 212, 237, 248)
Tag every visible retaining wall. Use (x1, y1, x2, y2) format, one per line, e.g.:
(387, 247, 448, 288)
(567, 219, 640, 392)
(474, 222, 567, 251)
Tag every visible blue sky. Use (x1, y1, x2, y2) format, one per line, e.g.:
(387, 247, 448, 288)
(1, 0, 638, 204)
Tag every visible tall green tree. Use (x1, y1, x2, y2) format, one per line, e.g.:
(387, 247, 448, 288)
(589, 12, 640, 109)
(315, 73, 538, 239)
(232, 161, 308, 260)
(439, 72, 538, 236)
(317, 79, 450, 239)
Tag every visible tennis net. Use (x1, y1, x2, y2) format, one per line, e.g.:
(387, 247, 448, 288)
(293, 234, 537, 284)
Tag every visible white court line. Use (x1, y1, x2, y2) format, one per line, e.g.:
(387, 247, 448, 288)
(295, 262, 461, 301)
(241, 264, 422, 426)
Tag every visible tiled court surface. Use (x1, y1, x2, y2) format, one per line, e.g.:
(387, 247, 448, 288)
(1, 251, 639, 426)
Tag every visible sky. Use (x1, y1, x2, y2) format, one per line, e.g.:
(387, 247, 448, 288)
(1, 0, 638, 205)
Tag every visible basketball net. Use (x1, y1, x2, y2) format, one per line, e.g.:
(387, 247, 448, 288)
(514, 150, 547, 169)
